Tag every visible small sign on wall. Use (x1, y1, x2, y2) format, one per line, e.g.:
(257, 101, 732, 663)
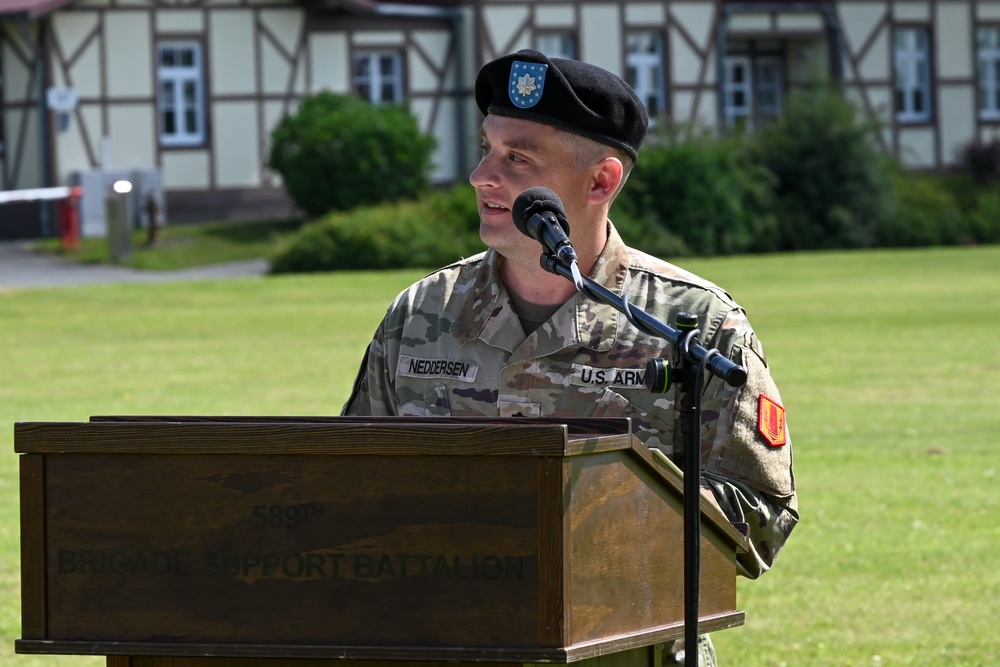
(47, 87, 78, 133)
(46, 87, 78, 111)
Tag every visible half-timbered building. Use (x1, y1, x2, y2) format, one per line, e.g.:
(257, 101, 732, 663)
(1, 0, 998, 237)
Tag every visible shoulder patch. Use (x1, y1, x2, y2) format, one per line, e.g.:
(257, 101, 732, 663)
(757, 395, 787, 447)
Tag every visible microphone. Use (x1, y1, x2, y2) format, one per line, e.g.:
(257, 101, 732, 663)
(511, 187, 579, 266)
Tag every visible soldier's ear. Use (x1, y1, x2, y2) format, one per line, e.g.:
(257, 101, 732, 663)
(587, 157, 623, 205)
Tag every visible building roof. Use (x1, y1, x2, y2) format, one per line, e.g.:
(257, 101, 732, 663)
(0, 0, 459, 18)
(0, 0, 75, 18)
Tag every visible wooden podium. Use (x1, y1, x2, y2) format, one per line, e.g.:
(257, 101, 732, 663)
(16, 416, 748, 667)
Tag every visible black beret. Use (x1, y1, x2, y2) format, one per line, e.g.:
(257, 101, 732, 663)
(475, 49, 648, 161)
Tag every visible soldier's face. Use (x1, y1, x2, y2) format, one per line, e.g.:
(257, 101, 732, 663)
(470, 115, 592, 261)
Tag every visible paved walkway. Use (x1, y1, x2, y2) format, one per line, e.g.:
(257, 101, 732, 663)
(0, 240, 269, 289)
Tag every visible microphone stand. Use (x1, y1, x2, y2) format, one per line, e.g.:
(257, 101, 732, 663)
(542, 253, 747, 667)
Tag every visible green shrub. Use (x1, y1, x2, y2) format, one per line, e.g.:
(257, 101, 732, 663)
(752, 87, 895, 250)
(269, 185, 482, 273)
(878, 173, 968, 247)
(967, 191, 1000, 244)
(614, 127, 778, 256)
(936, 172, 985, 214)
(610, 208, 692, 259)
(269, 92, 436, 217)
(956, 137, 1000, 185)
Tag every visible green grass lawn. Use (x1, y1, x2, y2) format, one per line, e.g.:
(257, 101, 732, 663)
(1, 245, 998, 666)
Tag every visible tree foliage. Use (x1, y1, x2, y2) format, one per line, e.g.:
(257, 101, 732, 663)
(751, 87, 895, 250)
(269, 92, 436, 217)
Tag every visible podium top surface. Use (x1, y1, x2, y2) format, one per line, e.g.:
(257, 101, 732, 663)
(14, 416, 636, 457)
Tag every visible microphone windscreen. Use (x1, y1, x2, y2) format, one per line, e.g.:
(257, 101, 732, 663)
(512, 187, 565, 237)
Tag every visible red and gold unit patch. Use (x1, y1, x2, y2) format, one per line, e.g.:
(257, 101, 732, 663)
(757, 395, 787, 447)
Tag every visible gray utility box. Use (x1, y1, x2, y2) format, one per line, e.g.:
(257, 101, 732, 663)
(71, 169, 166, 239)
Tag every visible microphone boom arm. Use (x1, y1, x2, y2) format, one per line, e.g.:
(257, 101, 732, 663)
(542, 251, 747, 667)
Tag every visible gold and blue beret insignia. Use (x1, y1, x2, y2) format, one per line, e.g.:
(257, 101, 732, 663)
(509, 60, 548, 109)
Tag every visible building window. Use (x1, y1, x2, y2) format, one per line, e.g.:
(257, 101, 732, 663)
(353, 51, 404, 104)
(977, 26, 1000, 120)
(755, 56, 784, 123)
(625, 32, 667, 117)
(895, 27, 932, 123)
(723, 55, 753, 128)
(723, 51, 785, 130)
(536, 32, 576, 60)
(157, 42, 205, 147)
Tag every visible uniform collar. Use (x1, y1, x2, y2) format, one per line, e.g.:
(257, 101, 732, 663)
(453, 222, 631, 356)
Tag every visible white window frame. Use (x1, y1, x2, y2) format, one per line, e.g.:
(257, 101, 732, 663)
(977, 26, 1000, 120)
(625, 31, 667, 118)
(156, 41, 206, 147)
(723, 55, 753, 128)
(352, 50, 404, 104)
(895, 27, 932, 123)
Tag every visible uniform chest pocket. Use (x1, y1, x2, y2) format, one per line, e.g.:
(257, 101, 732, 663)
(398, 385, 453, 417)
(591, 388, 675, 451)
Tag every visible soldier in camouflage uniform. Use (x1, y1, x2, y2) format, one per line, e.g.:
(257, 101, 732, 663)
(343, 49, 798, 666)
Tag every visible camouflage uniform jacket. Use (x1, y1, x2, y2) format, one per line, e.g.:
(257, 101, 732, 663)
(343, 223, 798, 578)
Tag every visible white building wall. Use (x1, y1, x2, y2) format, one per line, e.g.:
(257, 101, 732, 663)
(978, 1, 1000, 19)
(893, 2, 931, 22)
(625, 3, 665, 25)
(107, 104, 156, 170)
(695, 89, 718, 128)
(899, 127, 937, 166)
(939, 84, 976, 162)
(66, 37, 101, 98)
(51, 12, 100, 93)
(778, 13, 824, 32)
(261, 8, 301, 54)
(260, 9, 305, 96)
(430, 97, 461, 182)
(671, 33, 702, 87)
(352, 31, 404, 45)
(483, 6, 530, 55)
(210, 10, 256, 96)
(535, 5, 575, 27)
(672, 90, 697, 125)
(261, 40, 288, 96)
(54, 106, 92, 180)
(936, 2, 972, 78)
(162, 151, 211, 189)
(155, 9, 204, 33)
(262, 99, 289, 187)
(308, 33, 350, 93)
(3, 32, 35, 104)
(6, 109, 42, 188)
(672, 2, 715, 51)
(409, 42, 442, 92)
(106, 13, 153, 98)
(839, 2, 888, 80)
(3, 23, 42, 188)
(580, 5, 621, 71)
(212, 101, 261, 187)
(728, 12, 770, 33)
